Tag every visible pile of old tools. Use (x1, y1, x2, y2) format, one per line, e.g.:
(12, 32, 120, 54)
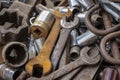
(0, 0, 120, 80)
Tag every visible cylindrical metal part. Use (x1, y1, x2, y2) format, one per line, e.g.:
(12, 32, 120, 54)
(0, 64, 21, 80)
(77, 12, 86, 24)
(31, 10, 55, 38)
(70, 46, 80, 61)
(77, 31, 98, 47)
(34, 38, 45, 54)
(68, 0, 80, 8)
(77, 12, 102, 25)
(28, 35, 36, 60)
(77, 0, 94, 10)
(70, 29, 79, 47)
(2, 42, 28, 68)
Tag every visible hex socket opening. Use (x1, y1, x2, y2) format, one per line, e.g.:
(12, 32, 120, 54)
(34, 29, 41, 36)
(32, 64, 43, 78)
(70, 52, 79, 61)
(3, 42, 28, 67)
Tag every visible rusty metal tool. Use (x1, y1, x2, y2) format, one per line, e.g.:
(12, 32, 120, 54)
(0, 0, 37, 45)
(27, 46, 101, 80)
(100, 31, 120, 64)
(72, 46, 102, 80)
(102, 12, 120, 63)
(99, 0, 120, 22)
(2, 42, 28, 68)
(51, 15, 80, 71)
(58, 37, 70, 69)
(25, 7, 72, 77)
(85, 4, 120, 36)
(31, 10, 55, 38)
(60, 45, 100, 80)
(73, 63, 101, 80)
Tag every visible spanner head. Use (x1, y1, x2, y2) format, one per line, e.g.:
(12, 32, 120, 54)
(80, 46, 101, 65)
(25, 56, 52, 77)
(61, 15, 80, 29)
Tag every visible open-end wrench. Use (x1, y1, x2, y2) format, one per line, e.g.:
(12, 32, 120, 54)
(51, 15, 80, 71)
(27, 46, 101, 80)
(60, 45, 100, 80)
(25, 7, 72, 77)
(72, 46, 102, 80)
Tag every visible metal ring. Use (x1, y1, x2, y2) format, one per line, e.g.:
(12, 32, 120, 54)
(100, 31, 120, 64)
(85, 4, 120, 36)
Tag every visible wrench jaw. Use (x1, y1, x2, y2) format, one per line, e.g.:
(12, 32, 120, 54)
(80, 47, 101, 65)
(25, 57, 52, 77)
(61, 15, 80, 29)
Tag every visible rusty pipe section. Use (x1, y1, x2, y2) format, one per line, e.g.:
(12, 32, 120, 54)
(77, 30, 99, 47)
(100, 31, 120, 64)
(0, 64, 21, 80)
(31, 10, 55, 38)
(85, 4, 120, 36)
(102, 68, 119, 80)
(70, 29, 80, 61)
(2, 42, 28, 68)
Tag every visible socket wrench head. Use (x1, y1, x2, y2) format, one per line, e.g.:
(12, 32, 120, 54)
(31, 10, 55, 38)
(2, 42, 28, 68)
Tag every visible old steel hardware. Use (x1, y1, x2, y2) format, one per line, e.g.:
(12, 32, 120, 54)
(100, 31, 120, 64)
(2, 42, 28, 68)
(28, 35, 37, 60)
(0, 64, 21, 80)
(77, 30, 98, 47)
(70, 29, 80, 61)
(99, 0, 120, 22)
(85, 4, 120, 36)
(25, 7, 72, 77)
(51, 15, 80, 71)
(77, 0, 94, 10)
(72, 46, 102, 80)
(31, 10, 55, 38)
(0, 0, 37, 45)
(27, 46, 100, 80)
(103, 12, 120, 63)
